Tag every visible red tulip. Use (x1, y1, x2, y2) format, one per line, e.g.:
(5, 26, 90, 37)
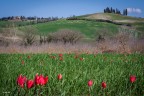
(130, 75, 136, 83)
(27, 55, 31, 59)
(88, 80, 93, 87)
(59, 54, 63, 57)
(38, 75, 45, 85)
(27, 80, 34, 89)
(35, 74, 39, 85)
(74, 55, 79, 59)
(80, 58, 83, 61)
(21, 60, 24, 64)
(35, 74, 48, 86)
(58, 74, 62, 80)
(17, 74, 27, 88)
(51, 56, 56, 59)
(44, 76, 48, 85)
(102, 82, 106, 89)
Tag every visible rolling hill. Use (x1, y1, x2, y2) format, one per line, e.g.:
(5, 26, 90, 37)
(0, 13, 144, 41)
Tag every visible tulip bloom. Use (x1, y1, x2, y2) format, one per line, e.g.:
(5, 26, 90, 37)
(88, 80, 93, 87)
(75, 55, 79, 59)
(17, 74, 27, 88)
(21, 60, 24, 64)
(27, 56, 31, 59)
(80, 58, 83, 61)
(102, 82, 106, 89)
(57, 74, 62, 80)
(59, 54, 63, 57)
(130, 75, 136, 83)
(35, 74, 48, 86)
(27, 80, 34, 89)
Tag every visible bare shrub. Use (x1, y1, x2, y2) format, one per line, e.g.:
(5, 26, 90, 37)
(39, 35, 43, 45)
(47, 29, 84, 44)
(96, 28, 112, 42)
(0, 37, 10, 47)
(46, 33, 56, 43)
(129, 39, 144, 53)
(116, 26, 135, 53)
(22, 26, 37, 46)
(0, 23, 20, 46)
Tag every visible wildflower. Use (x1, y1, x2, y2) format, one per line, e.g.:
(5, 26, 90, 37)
(17, 74, 27, 88)
(27, 80, 34, 89)
(21, 60, 24, 64)
(101, 82, 106, 89)
(80, 58, 83, 61)
(35, 74, 48, 86)
(27, 55, 31, 59)
(130, 75, 136, 83)
(88, 80, 93, 87)
(59, 54, 63, 57)
(74, 55, 79, 59)
(58, 74, 62, 80)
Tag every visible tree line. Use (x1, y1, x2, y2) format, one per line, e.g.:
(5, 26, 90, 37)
(104, 7, 128, 16)
(0, 16, 60, 22)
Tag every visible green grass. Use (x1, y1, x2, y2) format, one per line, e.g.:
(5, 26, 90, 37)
(19, 20, 118, 39)
(0, 54, 144, 95)
(0, 20, 33, 28)
(1, 13, 144, 39)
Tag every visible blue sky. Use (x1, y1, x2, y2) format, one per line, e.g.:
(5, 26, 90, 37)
(0, 0, 144, 18)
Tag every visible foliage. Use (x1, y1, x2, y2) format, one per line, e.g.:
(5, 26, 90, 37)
(0, 54, 143, 95)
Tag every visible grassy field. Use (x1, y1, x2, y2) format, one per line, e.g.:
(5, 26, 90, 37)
(34, 20, 118, 39)
(1, 13, 144, 40)
(0, 54, 144, 95)
(18, 19, 119, 40)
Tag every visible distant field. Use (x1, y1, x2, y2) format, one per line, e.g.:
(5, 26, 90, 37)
(78, 13, 144, 21)
(0, 54, 143, 95)
(33, 20, 118, 39)
(0, 13, 144, 40)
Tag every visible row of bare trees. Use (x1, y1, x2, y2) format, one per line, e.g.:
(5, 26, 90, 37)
(43, 29, 83, 44)
(22, 27, 83, 46)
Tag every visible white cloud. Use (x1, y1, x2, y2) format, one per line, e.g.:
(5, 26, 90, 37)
(127, 8, 142, 14)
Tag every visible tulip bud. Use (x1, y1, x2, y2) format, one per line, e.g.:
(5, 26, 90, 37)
(58, 74, 62, 80)
(130, 75, 136, 83)
(102, 82, 106, 89)
(17, 74, 27, 88)
(59, 54, 63, 57)
(88, 80, 93, 87)
(27, 80, 34, 89)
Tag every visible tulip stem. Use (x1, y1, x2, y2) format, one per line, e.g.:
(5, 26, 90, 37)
(38, 87, 42, 96)
(33, 86, 37, 95)
(88, 87, 92, 96)
(24, 89, 28, 96)
(17, 87, 21, 96)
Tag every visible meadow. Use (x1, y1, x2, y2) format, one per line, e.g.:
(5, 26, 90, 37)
(19, 19, 118, 39)
(0, 53, 143, 96)
(1, 13, 144, 40)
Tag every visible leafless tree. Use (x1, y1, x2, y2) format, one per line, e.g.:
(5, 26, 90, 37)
(22, 26, 37, 46)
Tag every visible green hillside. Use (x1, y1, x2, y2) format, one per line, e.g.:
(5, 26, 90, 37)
(1, 13, 144, 40)
(30, 20, 118, 39)
(77, 13, 144, 37)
